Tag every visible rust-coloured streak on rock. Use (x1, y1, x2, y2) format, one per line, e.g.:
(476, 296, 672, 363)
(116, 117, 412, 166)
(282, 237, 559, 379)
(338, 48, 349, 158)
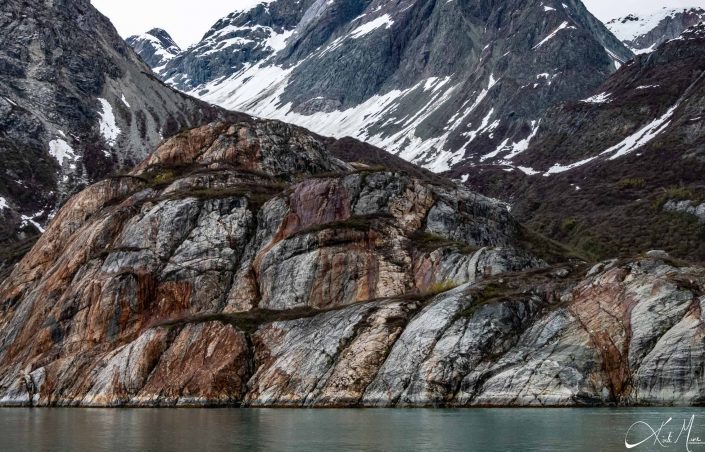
(307, 230, 380, 309)
(285, 179, 353, 237)
(155, 281, 193, 316)
(134, 123, 230, 172)
(570, 267, 636, 401)
(136, 322, 251, 406)
(413, 252, 439, 293)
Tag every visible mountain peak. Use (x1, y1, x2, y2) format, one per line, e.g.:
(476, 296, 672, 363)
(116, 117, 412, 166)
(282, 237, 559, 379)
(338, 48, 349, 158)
(146, 27, 178, 43)
(127, 28, 182, 68)
(607, 6, 705, 53)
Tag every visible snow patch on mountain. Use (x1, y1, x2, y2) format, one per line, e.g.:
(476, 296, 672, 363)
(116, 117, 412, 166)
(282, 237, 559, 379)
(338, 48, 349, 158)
(462, 109, 499, 149)
(21, 214, 45, 233)
(538, 103, 678, 176)
(517, 166, 540, 176)
(350, 14, 394, 39)
(48, 139, 76, 167)
(97, 98, 121, 146)
(480, 120, 540, 164)
(267, 28, 295, 51)
(503, 121, 541, 160)
(544, 156, 597, 175)
(533, 21, 576, 49)
(601, 104, 678, 160)
(582, 92, 611, 104)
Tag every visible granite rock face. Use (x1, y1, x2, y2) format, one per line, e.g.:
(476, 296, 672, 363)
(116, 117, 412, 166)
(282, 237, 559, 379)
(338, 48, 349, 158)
(1, 118, 704, 407)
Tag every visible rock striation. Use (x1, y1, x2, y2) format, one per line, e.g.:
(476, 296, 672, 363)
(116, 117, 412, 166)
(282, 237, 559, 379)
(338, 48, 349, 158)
(1, 118, 704, 407)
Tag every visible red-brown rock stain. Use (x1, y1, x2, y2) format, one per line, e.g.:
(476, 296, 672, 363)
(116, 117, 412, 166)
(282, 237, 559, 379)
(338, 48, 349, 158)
(308, 229, 381, 309)
(570, 267, 636, 402)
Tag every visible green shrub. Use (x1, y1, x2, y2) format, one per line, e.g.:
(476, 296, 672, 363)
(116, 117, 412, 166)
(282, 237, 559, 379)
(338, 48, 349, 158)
(426, 279, 460, 296)
(616, 177, 646, 190)
(653, 186, 697, 209)
(411, 232, 477, 255)
(560, 218, 578, 234)
(152, 169, 176, 186)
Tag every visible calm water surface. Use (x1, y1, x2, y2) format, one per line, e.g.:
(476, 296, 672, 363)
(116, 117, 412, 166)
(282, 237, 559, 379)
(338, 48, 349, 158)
(1, 408, 704, 451)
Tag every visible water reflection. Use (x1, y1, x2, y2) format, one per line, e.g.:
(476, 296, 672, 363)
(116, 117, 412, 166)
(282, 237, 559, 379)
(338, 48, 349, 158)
(1, 408, 703, 451)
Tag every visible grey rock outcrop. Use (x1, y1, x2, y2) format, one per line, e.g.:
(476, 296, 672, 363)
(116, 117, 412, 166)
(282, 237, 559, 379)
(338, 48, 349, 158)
(663, 200, 705, 224)
(0, 117, 704, 407)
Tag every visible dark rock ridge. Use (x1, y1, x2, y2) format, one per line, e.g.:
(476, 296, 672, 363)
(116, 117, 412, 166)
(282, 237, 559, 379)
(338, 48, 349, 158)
(607, 7, 705, 54)
(126, 28, 182, 69)
(453, 23, 705, 263)
(0, 0, 225, 274)
(130, 0, 632, 172)
(1, 118, 704, 407)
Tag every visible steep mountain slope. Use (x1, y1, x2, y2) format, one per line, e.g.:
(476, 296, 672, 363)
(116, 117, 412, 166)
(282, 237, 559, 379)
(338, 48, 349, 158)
(607, 7, 705, 53)
(455, 24, 705, 262)
(126, 29, 182, 69)
(0, 0, 225, 273)
(1, 117, 704, 407)
(132, 0, 632, 172)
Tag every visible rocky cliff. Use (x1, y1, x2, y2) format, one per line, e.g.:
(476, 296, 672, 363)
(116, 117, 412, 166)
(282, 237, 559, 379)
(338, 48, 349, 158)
(131, 0, 631, 172)
(1, 117, 703, 407)
(0, 0, 225, 274)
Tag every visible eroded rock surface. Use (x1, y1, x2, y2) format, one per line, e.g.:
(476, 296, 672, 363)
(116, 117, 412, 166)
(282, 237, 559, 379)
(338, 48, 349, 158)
(0, 119, 703, 407)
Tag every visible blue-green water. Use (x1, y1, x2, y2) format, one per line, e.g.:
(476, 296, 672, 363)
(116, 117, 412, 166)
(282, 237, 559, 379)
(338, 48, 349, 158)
(1, 408, 704, 451)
